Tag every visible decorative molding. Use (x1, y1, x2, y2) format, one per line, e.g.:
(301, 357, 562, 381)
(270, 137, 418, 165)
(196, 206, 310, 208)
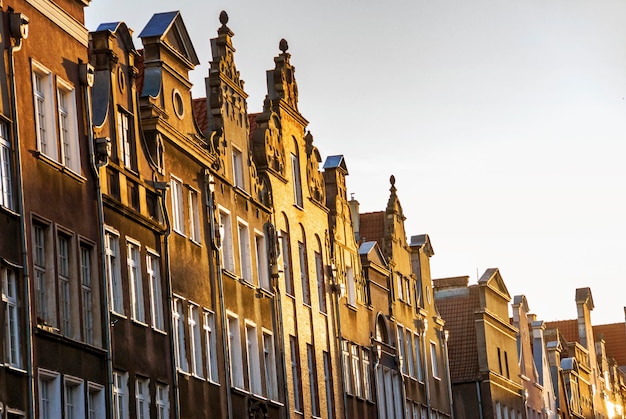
(26, 0, 89, 46)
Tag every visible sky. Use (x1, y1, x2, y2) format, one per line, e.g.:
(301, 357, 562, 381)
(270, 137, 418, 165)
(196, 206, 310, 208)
(85, 0, 626, 325)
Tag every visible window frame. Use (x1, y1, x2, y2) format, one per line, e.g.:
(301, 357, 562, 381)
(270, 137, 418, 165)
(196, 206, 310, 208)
(147, 250, 164, 331)
(127, 238, 145, 324)
(204, 310, 218, 383)
(39, 369, 61, 419)
(232, 146, 246, 191)
(63, 375, 85, 419)
(0, 122, 14, 210)
(291, 152, 303, 208)
(105, 229, 124, 315)
(170, 175, 185, 236)
(227, 312, 244, 389)
(262, 329, 278, 400)
(135, 377, 150, 419)
(188, 303, 203, 378)
(298, 241, 310, 306)
(2, 266, 20, 367)
(32, 61, 58, 161)
(188, 188, 201, 244)
(56, 77, 80, 173)
(173, 297, 189, 373)
(237, 218, 252, 283)
(218, 207, 234, 272)
(254, 230, 270, 291)
(245, 320, 262, 395)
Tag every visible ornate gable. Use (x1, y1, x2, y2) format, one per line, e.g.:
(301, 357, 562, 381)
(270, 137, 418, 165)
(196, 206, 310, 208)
(251, 111, 286, 177)
(382, 175, 408, 260)
(267, 39, 299, 111)
(304, 131, 325, 205)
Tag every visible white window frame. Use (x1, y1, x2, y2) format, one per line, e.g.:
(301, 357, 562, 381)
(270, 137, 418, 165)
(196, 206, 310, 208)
(315, 251, 326, 313)
(262, 329, 278, 400)
(87, 383, 105, 419)
(232, 147, 245, 191)
(113, 371, 128, 419)
(80, 244, 95, 345)
(135, 377, 150, 419)
(56, 78, 80, 173)
(63, 375, 85, 419)
(237, 219, 252, 283)
(351, 344, 363, 398)
(127, 239, 145, 323)
(362, 348, 372, 401)
(346, 265, 356, 307)
(342, 340, 352, 394)
(218, 207, 234, 272)
(290, 335, 303, 412)
(298, 241, 310, 305)
(173, 297, 188, 372)
(414, 332, 424, 382)
(2, 266, 20, 367)
(0, 123, 14, 210)
(397, 325, 407, 375)
(227, 312, 243, 389)
(147, 251, 164, 331)
(291, 153, 303, 207)
(39, 369, 61, 419)
(189, 303, 203, 378)
(105, 229, 124, 315)
(254, 230, 270, 290)
(245, 321, 262, 395)
(155, 384, 169, 419)
(170, 176, 185, 235)
(307, 343, 320, 416)
(279, 230, 294, 296)
(117, 111, 133, 169)
(406, 331, 415, 378)
(204, 310, 218, 383)
(323, 351, 334, 419)
(32, 61, 57, 161)
(430, 340, 440, 379)
(188, 188, 201, 243)
(34, 222, 56, 327)
(57, 233, 72, 336)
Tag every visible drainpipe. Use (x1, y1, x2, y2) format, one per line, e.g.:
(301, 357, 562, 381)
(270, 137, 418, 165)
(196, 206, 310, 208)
(329, 261, 349, 419)
(441, 329, 454, 418)
(203, 171, 233, 419)
(421, 319, 432, 419)
(8, 10, 34, 419)
(79, 60, 115, 419)
(475, 381, 484, 419)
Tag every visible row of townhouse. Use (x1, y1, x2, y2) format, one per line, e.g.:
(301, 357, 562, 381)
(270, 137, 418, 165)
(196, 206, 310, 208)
(0, 1, 455, 418)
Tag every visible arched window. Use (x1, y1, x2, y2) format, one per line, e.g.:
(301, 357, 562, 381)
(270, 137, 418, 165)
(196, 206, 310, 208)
(291, 137, 303, 207)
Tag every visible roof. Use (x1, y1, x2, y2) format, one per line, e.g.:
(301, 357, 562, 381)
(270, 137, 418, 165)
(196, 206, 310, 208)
(193, 98, 208, 133)
(436, 289, 481, 383)
(545, 319, 579, 343)
(138, 11, 179, 38)
(594, 323, 626, 367)
(358, 241, 377, 255)
(359, 211, 384, 246)
(138, 11, 200, 66)
(323, 155, 348, 174)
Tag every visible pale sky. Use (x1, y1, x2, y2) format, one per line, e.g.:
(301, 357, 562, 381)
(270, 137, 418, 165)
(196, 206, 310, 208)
(85, 0, 626, 325)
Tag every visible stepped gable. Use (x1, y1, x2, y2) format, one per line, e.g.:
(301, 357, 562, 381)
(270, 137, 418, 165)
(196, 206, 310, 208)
(267, 38, 299, 111)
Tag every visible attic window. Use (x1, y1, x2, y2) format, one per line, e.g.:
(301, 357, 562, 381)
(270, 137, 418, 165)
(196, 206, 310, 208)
(117, 66, 125, 93)
(173, 89, 184, 119)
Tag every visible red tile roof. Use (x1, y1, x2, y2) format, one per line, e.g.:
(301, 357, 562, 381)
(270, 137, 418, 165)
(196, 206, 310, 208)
(192, 98, 208, 133)
(248, 113, 259, 140)
(545, 319, 579, 343)
(436, 289, 481, 383)
(594, 323, 626, 367)
(359, 211, 384, 247)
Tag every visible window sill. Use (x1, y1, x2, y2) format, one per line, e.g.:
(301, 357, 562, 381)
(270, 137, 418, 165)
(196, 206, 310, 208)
(173, 229, 187, 238)
(2, 364, 27, 375)
(131, 318, 149, 328)
(345, 302, 358, 312)
(32, 150, 86, 183)
(257, 286, 274, 298)
(110, 311, 127, 321)
(190, 238, 203, 247)
(0, 205, 19, 218)
(151, 326, 167, 335)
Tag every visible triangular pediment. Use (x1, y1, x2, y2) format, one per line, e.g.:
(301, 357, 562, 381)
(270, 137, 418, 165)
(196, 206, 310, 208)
(139, 11, 199, 66)
(359, 241, 387, 268)
(478, 267, 511, 299)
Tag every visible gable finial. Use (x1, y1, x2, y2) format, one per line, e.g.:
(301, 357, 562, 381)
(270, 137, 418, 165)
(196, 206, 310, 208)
(390, 175, 396, 188)
(279, 38, 289, 54)
(219, 10, 229, 26)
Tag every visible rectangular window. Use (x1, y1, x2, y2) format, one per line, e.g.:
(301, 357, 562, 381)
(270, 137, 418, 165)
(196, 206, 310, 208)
(404, 276, 411, 305)
(246, 322, 262, 395)
(39, 370, 61, 419)
(279, 231, 294, 296)
(107, 168, 120, 200)
(397, 326, 407, 375)
(204, 310, 218, 382)
(430, 341, 439, 378)
(227, 313, 243, 388)
(323, 351, 334, 419)
(57, 81, 80, 173)
(32, 64, 57, 161)
(88, 383, 105, 419)
(64, 377, 85, 419)
(2, 267, 20, 367)
(105, 231, 124, 314)
(307, 344, 320, 416)
(0, 123, 14, 210)
(232, 147, 245, 190)
(127, 240, 144, 323)
(351, 344, 363, 398)
(290, 335, 303, 412)
(396, 272, 403, 301)
(189, 189, 201, 243)
(414, 333, 423, 382)
(406, 331, 415, 378)
(298, 242, 310, 305)
(315, 251, 327, 313)
(156, 384, 169, 419)
(170, 176, 185, 235)
(362, 349, 372, 401)
(57, 234, 72, 335)
(219, 209, 234, 272)
(263, 331, 278, 400)
(237, 220, 252, 283)
(126, 180, 140, 212)
(34, 223, 56, 326)
(80, 245, 95, 344)
(135, 378, 150, 419)
(255, 232, 270, 290)
(189, 304, 203, 378)
(346, 266, 356, 307)
(147, 252, 164, 331)
(173, 298, 188, 372)
(117, 111, 135, 170)
(113, 371, 128, 419)
(341, 340, 352, 394)
(291, 153, 303, 207)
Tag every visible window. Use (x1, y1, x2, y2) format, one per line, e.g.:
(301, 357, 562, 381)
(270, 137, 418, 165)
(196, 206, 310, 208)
(126, 180, 139, 212)
(39, 370, 61, 419)
(87, 383, 105, 419)
(342, 340, 352, 394)
(396, 273, 403, 301)
(430, 341, 439, 379)
(80, 245, 95, 344)
(497, 347, 503, 375)
(232, 147, 245, 190)
(113, 371, 128, 419)
(291, 152, 303, 207)
(173, 298, 188, 372)
(279, 230, 294, 296)
(263, 331, 278, 400)
(219, 208, 234, 272)
(57, 81, 80, 173)
(0, 123, 13, 210)
(170, 176, 185, 235)
(246, 322, 262, 395)
(107, 168, 120, 200)
(307, 344, 320, 416)
(105, 231, 124, 314)
(189, 189, 201, 243)
(351, 344, 363, 398)
(414, 333, 424, 382)
(290, 336, 303, 412)
(127, 240, 144, 323)
(155, 384, 169, 419)
(57, 234, 72, 335)
(117, 111, 135, 170)
(189, 304, 203, 378)
(404, 276, 411, 305)
(147, 252, 164, 331)
(406, 332, 415, 378)
(32, 64, 57, 161)
(323, 351, 334, 419)
(397, 326, 407, 375)
(315, 251, 326, 313)
(346, 266, 356, 307)
(504, 350, 510, 379)
(362, 349, 372, 401)
(227, 313, 243, 388)
(298, 241, 310, 305)
(135, 378, 149, 419)
(64, 377, 84, 419)
(34, 223, 56, 326)
(237, 220, 252, 282)
(2, 267, 20, 367)
(204, 310, 218, 382)
(255, 232, 270, 290)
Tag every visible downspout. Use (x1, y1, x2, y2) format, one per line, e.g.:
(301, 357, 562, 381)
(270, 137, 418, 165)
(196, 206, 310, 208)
(158, 187, 181, 418)
(7, 13, 34, 419)
(442, 330, 454, 418)
(330, 261, 349, 419)
(421, 320, 432, 419)
(80, 61, 114, 419)
(475, 381, 484, 419)
(203, 171, 233, 419)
